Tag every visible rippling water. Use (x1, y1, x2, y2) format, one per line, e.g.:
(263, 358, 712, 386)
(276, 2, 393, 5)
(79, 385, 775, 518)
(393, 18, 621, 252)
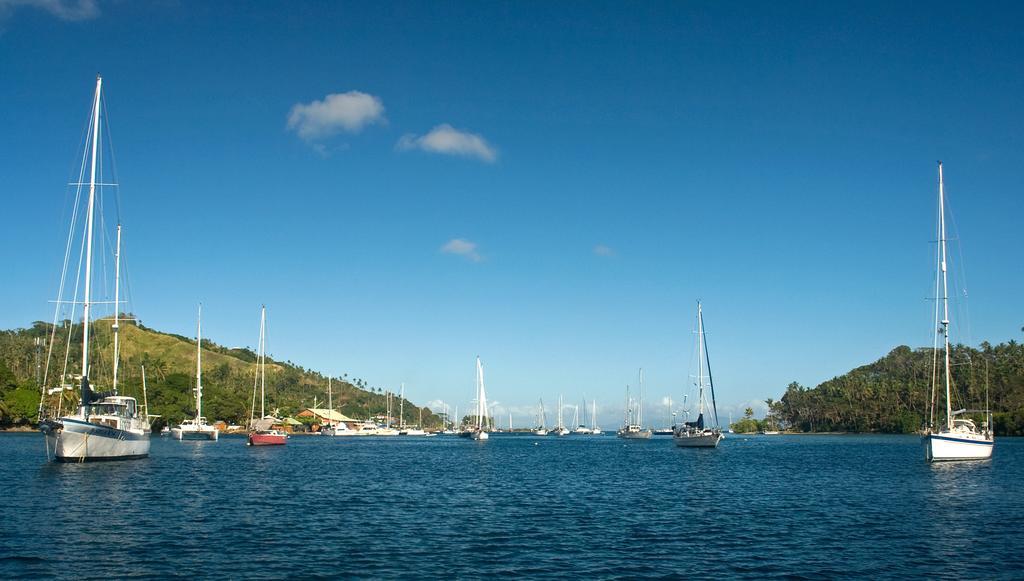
(2, 432, 1022, 579)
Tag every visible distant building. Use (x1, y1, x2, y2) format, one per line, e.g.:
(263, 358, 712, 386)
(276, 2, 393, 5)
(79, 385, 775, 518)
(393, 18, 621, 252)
(297, 408, 359, 430)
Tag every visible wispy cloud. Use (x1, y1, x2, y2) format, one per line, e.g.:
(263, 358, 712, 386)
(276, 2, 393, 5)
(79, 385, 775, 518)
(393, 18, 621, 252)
(0, 0, 99, 20)
(440, 238, 482, 262)
(397, 124, 497, 163)
(593, 244, 615, 257)
(286, 91, 385, 141)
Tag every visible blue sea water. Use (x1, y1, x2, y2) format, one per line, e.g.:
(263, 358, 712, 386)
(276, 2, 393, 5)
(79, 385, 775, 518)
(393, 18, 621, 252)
(1, 432, 1022, 579)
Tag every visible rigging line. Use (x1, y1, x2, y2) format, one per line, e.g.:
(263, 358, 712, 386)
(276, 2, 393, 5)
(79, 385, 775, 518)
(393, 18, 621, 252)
(943, 185, 974, 349)
(43, 120, 92, 395)
(60, 195, 92, 403)
(100, 91, 123, 224)
(702, 309, 720, 429)
(42, 184, 83, 396)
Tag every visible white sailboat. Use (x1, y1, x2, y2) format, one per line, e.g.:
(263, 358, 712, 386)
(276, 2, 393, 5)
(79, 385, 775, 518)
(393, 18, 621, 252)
(38, 76, 151, 462)
(321, 378, 353, 436)
(460, 357, 490, 440)
(572, 404, 591, 434)
(590, 399, 602, 435)
(673, 302, 723, 448)
(652, 395, 675, 435)
(923, 162, 994, 462)
(398, 383, 428, 436)
(618, 370, 652, 439)
(552, 394, 570, 436)
(534, 399, 549, 435)
(172, 304, 219, 441)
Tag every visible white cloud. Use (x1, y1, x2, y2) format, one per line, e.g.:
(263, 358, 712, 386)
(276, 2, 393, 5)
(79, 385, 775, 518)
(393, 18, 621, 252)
(593, 244, 615, 257)
(397, 124, 497, 163)
(440, 238, 482, 262)
(0, 0, 98, 20)
(286, 91, 385, 141)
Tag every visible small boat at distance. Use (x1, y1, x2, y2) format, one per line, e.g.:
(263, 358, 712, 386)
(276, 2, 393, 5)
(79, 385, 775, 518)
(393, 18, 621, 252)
(617, 370, 652, 439)
(172, 304, 219, 441)
(673, 302, 723, 448)
(247, 306, 286, 446)
(460, 356, 490, 440)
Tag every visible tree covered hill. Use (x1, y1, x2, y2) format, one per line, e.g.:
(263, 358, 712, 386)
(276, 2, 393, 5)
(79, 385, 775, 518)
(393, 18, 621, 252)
(0, 319, 440, 429)
(776, 340, 1024, 435)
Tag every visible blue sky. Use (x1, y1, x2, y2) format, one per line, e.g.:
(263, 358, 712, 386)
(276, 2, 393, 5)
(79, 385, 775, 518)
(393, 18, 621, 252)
(1, 1, 1022, 424)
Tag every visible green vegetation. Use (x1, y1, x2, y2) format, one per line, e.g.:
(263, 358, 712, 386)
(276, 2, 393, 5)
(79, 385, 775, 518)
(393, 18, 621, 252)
(0, 319, 440, 429)
(776, 341, 1024, 436)
(730, 406, 764, 433)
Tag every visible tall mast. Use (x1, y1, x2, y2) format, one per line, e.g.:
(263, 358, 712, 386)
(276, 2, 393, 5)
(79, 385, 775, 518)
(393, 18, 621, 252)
(638, 368, 644, 427)
(80, 75, 102, 407)
(328, 377, 333, 421)
(697, 302, 706, 418)
(111, 224, 121, 394)
(701, 303, 721, 428)
(400, 382, 405, 428)
(259, 305, 266, 419)
(938, 162, 953, 431)
(141, 365, 148, 418)
(195, 303, 203, 420)
(624, 385, 629, 426)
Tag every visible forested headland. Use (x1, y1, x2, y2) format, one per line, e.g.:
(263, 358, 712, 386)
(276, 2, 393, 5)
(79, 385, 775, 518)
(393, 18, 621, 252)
(0, 319, 440, 430)
(772, 340, 1024, 436)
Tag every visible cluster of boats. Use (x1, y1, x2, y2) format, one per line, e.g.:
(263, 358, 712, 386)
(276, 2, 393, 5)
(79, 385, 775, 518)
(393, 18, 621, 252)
(35, 77, 994, 464)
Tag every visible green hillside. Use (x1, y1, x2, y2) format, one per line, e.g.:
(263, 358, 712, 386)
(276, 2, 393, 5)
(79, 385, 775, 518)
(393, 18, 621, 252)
(0, 318, 441, 430)
(775, 340, 1024, 436)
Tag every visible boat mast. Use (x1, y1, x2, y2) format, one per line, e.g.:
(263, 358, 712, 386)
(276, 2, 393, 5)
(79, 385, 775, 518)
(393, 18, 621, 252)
(623, 385, 629, 427)
(700, 303, 721, 428)
(80, 75, 102, 410)
(259, 305, 266, 419)
(938, 162, 953, 431)
(141, 365, 149, 418)
(400, 382, 405, 429)
(328, 377, 333, 425)
(638, 368, 644, 427)
(195, 303, 203, 421)
(111, 224, 122, 394)
(697, 303, 706, 421)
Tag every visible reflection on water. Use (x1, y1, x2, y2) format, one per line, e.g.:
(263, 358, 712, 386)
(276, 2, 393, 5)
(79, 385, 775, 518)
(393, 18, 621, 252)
(1, 433, 1022, 578)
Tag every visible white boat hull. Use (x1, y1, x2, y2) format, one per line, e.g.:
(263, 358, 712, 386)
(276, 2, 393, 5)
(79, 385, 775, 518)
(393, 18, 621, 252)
(673, 431, 723, 448)
(924, 433, 993, 462)
(617, 430, 652, 439)
(472, 431, 489, 440)
(172, 426, 219, 441)
(44, 418, 150, 462)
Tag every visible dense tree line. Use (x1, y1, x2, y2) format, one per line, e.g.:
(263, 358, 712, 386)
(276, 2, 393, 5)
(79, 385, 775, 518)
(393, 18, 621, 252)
(0, 321, 440, 429)
(777, 340, 1024, 436)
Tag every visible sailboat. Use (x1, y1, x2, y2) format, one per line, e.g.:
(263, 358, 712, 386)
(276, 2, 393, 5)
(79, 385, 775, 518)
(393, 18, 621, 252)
(652, 395, 675, 435)
(38, 76, 151, 462)
(460, 357, 490, 440)
(572, 404, 591, 434)
(321, 378, 353, 436)
(923, 162, 994, 462)
(618, 370, 652, 439)
(172, 304, 219, 441)
(673, 302, 723, 448)
(552, 394, 570, 436)
(590, 400, 602, 435)
(247, 306, 287, 446)
(399, 383, 428, 436)
(534, 399, 549, 436)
